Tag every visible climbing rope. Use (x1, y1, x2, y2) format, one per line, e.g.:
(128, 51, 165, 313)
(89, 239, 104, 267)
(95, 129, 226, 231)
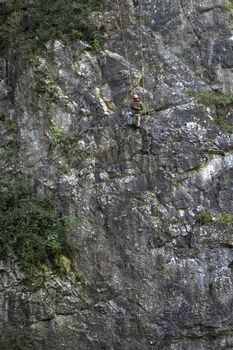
(116, 0, 157, 345)
(116, 0, 133, 91)
(139, 0, 145, 96)
(138, 0, 155, 191)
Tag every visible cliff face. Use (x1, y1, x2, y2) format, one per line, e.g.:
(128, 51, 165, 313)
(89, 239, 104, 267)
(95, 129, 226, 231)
(0, 0, 233, 349)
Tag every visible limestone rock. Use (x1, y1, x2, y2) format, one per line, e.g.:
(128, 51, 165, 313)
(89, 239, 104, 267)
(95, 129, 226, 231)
(0, 1, 233, 349)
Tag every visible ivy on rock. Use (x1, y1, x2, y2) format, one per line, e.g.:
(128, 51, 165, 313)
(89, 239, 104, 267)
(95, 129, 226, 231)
(0, 179, 78, 287)
(0, 0, 105, 54)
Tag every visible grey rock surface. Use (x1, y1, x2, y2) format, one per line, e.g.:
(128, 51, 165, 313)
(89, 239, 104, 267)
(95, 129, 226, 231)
(0, 0, 233, 349)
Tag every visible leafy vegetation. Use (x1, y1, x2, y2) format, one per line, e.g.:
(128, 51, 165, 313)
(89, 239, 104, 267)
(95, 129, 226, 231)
(223, 0, 233, 24)
(198, 211, 233, 226)
(0, 113, 19, 156)
(1, 120, 18, 156)
(3, 135, 18, 156)
(0, 336, 12, 350)
(0, 179, 78, 286)
(50, 119, 80, 155)
(0, 0, 105, 54)
(188, 90, 233, 133)
(228, 260, 233, 270)
(0, 335, 30, 350)
(188, 90, 233, 107)
(216, 213, 233, 224)
(35, 69, 59, 102)
(214, 115, 233, 133)
(198, 211, 213, 226)
(223, 0, 233, 11)
(0, 106, 9, 122)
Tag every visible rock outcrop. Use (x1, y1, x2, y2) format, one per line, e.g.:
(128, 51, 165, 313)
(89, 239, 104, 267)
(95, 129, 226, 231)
(0, 0, 233, 349)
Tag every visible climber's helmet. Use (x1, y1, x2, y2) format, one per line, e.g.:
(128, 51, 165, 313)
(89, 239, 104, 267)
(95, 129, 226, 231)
(132, 93, 140, 100)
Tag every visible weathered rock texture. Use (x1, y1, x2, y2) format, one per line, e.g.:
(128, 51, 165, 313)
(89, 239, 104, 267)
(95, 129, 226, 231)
(0, 0, 233, 349)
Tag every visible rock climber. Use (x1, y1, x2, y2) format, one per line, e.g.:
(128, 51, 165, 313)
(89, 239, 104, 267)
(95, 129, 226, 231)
(128, 93, 144, 127)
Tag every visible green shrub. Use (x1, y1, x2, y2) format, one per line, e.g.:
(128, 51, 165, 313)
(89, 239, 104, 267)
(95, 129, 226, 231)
(0, 179, 78, 286)
(198, 211, 213, 225)
(223, 0, 233, 11)
(188, 90, 233, 133)
(35, 76, 59, 103)
(214, 115, 233, 133)
(49, 119, 80, 155)
(2, 120, 18, 156)
(216, 213, 233, 224)
(223, 0, 233, 25)
(188, 90, 233, 107)
(198, 211, 233, 226)
(228, 261, 233, 270)
(0, 0, 105, 54)
(0, 106, 9, 121)
(0, 336, 12, 350)
(0, 338, 12, 350)
(0, 334, 31, 350)
(3, 135, 18, 156)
